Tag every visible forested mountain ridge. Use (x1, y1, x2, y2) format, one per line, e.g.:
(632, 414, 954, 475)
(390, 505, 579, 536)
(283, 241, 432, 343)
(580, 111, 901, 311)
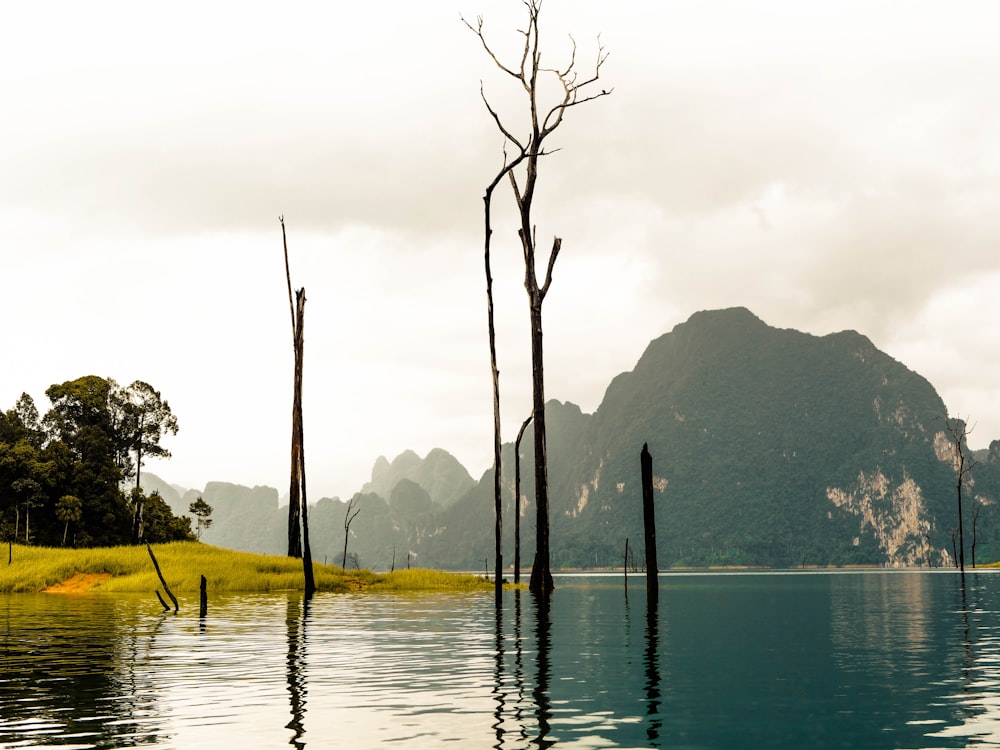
(160, 308, 1000, 569)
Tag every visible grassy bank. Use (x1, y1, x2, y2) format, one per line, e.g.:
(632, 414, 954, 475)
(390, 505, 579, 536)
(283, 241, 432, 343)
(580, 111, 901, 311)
(0, 542, 498, 595)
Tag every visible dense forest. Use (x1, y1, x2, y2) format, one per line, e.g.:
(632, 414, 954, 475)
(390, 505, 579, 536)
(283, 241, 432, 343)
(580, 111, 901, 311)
(0, 375, 193, 547)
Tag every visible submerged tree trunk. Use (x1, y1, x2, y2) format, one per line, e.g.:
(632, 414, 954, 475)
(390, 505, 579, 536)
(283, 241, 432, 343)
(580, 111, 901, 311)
(641, 443, 659, 599)
(488, 239, 503, 603)
(527, 292, 554, 595)
(293, 289, 315, 598)
(514, 415, 532, 585)
(281, 217, 314, 597)
(147, 543, 178, 612)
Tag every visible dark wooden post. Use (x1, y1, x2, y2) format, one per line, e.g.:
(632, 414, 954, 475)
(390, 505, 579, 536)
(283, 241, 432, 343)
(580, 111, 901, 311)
(199, 575, 208, 618)
(641, 443, 659, 598)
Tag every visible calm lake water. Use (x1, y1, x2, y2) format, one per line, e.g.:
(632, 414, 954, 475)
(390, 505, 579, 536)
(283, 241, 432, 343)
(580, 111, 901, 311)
(2, 570, 1000, 749)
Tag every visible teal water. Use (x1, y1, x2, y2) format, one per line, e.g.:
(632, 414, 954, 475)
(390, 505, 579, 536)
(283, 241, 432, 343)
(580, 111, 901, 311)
(2, 571, 999, 748)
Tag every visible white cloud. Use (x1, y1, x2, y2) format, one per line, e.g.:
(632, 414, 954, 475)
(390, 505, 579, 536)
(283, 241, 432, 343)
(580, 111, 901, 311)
(3, 0, 1000, 498)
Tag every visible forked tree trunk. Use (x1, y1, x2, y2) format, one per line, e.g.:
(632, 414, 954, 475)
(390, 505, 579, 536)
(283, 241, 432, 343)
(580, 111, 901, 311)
(465, 0, 609, 598)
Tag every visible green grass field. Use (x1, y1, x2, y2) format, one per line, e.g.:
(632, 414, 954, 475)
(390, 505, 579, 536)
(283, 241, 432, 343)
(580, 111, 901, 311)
(0, 541, 502, 595)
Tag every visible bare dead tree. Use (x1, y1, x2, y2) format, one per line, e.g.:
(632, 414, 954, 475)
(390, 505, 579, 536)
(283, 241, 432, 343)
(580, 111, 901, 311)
(944, 417, 977, 575)
(514, 414, 532, 585)
(464, 0, 611, 596)
(281, 217, 315, 598)
(282, 217, 302, 560)
(342, 495, 361, 569)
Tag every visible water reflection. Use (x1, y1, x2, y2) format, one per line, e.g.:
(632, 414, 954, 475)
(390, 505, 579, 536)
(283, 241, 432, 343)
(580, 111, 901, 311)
(532, 592, 554, 749)
(9, 574, 1000, 748)
(285, 596, 308, 749)
(644, 591, 662, 746)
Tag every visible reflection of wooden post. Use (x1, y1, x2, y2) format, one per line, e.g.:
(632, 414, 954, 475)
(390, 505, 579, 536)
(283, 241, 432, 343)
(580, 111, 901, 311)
(640, 443, 658, 598)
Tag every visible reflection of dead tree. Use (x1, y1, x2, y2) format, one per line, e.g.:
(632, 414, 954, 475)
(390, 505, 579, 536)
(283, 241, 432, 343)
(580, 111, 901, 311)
(285, 597, 308, 750)
(464, 0, 611, 596)
(342, 496, 361, 569)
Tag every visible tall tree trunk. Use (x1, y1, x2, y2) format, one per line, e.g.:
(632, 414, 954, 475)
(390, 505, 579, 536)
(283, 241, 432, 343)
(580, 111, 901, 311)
(283, 216, 303, 559)
(956, 455, 966, 573)
(641, 443, 659, 599)
(527, 297, 553, 595)
(486, 224, 503, 603)
(294, 289, 315, 597)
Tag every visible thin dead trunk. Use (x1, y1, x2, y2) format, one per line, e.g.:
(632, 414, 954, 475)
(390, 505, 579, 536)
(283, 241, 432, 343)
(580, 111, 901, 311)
(283, 216, 303, 559)
(514, 414, 532, 585)
(342, 496, 361, 569)
(147, 543, 178, 612)
(486, 220, 503, 602)
(294, 289, 315, 597)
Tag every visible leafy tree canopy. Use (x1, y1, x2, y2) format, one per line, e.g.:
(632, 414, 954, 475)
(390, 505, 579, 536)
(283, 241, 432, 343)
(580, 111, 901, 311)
(0, 375, 190, 547)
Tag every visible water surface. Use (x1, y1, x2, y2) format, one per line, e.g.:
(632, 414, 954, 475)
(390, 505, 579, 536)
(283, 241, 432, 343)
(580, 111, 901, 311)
(2, 570, 1000, 748)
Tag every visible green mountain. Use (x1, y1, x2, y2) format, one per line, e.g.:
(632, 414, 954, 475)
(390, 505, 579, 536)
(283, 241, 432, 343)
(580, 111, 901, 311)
(425, 307, 1000, 569)
(154, 308, 1000, 570)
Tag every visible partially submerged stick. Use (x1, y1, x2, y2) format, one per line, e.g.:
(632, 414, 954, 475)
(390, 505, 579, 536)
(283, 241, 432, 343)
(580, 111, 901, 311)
(147, 543, 179, 612)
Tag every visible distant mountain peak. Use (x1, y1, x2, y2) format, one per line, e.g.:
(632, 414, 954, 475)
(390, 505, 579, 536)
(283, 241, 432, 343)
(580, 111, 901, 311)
(362, 448, 475, 508)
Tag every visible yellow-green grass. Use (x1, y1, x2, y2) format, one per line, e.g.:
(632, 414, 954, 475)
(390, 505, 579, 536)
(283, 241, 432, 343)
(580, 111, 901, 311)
(0, 542, 503, 595)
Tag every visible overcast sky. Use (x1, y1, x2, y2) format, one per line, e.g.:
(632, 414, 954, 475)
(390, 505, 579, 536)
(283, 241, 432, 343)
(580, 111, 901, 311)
(3, 1, 999, 501)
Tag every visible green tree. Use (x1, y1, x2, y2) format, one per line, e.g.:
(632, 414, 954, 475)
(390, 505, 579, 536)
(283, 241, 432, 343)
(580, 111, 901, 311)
(113, 380, 179, 490)
(55, 494, 82, 546)
(11, 478, 43, 543)
(188, 497, 214, 540)
(111, 381, 178, 542)
(44, 376, 127, 546)
(140, 490, 194, 543)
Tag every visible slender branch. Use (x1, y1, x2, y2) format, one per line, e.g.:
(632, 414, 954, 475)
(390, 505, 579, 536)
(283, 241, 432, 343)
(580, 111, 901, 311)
(280, 215, 295, 339)
(539, 237, 561, 300)
(461, 14, 525, 82)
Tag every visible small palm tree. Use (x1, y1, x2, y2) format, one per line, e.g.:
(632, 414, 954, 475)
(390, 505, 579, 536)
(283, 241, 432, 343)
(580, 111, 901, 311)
(55, 495, 83, 547)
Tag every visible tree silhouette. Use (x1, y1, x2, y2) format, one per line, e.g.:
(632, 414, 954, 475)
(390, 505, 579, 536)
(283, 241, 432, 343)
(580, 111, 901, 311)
(465, 0, 610, 594)
(188, 497, 214, 541)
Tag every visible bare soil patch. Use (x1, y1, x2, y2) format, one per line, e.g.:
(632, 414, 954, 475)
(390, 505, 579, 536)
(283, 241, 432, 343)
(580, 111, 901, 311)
(43, 572, 111, 594)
